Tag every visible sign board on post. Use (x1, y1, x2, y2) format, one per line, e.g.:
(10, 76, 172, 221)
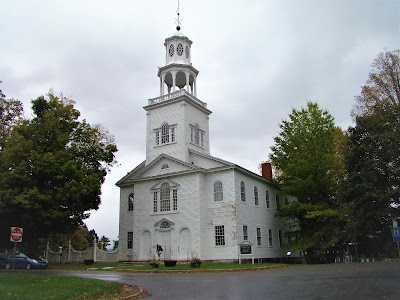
(392, 227, 400, 237)
(10, 227, 23, 243)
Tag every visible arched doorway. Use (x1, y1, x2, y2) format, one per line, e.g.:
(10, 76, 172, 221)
(179, 228, 192, 260)
(141, 231, 151, 260)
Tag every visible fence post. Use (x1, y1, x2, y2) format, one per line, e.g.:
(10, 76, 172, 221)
(93, 237, 97, 262)
(59, 247, 63, 264)
(68, 240, 71, 263)
(45, 242, 49, 260)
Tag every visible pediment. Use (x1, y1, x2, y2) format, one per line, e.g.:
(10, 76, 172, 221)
(135, 154, 198, 179)
(154, 218, 175, 228)
(150, 179, 180, 190)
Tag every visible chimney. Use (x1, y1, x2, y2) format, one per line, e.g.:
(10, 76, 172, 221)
(261, 162, 273, 180)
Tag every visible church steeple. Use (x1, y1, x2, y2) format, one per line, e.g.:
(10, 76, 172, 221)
(157, 2, 198, 97)
(144, 3, 211, 165)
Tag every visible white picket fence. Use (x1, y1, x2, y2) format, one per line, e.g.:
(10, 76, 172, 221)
(45, 240, 118, 263)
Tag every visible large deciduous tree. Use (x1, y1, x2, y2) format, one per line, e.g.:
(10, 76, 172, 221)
(0, 97, 24, 151)
(352, 49, 400, 117)
(344, 103, 400, 258)
(269, 102, 347, 262)
(0, 92, 117, 252)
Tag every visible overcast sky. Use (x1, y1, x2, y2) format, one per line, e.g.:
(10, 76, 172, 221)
(1, 0, 398, 243)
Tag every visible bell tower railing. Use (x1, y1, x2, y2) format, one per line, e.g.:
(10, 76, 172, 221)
(148, 89, 207, 108)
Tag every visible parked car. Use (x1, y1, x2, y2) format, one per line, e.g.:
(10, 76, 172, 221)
(4, 253, 48, 270)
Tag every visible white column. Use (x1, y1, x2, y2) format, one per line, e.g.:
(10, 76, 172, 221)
(186, 72, 190, 93)
(194, 78, 197, 97)
(172, 71, 176, 93)
(161, 73, 166, 96)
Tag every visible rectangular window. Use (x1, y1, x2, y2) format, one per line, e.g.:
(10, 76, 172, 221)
(200, 132, 204, 147)
(243, 225, 248, 241)
(257, 227, 261, 246)
(173, 189, 178, 210)
(278, 230, 283, 247)
(127, 231, 133, 249)
(215, 225, 225, 246)
(153, 192, 158, 213)
(266, 191, 270, 209)
(276, 195, 280, 210)
(190, 127, 194, 142)
(268, 229, 273, 247)
(156, 131, 160, 145)
(171, 127, 175, 142)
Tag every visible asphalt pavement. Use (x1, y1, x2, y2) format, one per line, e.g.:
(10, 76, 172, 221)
(54, 261, 400, 300)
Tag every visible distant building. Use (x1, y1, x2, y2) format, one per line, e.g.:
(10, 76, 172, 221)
(117, 25, 294, 262)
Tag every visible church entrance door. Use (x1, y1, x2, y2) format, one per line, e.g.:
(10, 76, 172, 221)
(178, 228, 192, 260)
(158, 230, 172, 260)
(141, 231, 151, 260)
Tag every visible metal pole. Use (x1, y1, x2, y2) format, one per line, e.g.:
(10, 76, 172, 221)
(12, 242, 17, 271)
(397, 241, 400, 258)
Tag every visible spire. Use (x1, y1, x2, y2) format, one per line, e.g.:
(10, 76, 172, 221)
(175, 0, 182, 31)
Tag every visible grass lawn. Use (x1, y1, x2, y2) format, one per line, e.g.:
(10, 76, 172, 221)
(48, 261, 285, 271)
(0, 272, 138, 300)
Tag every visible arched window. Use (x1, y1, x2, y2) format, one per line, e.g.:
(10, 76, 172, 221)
(214, 181, 223, 202)
(160, 182, 170, 212)
(190, 123, 204, 147)
(265, 191, 270, 209)
(161, 123, 170, 144)
(128, 192, 134, 211)
(240, 181, 246, 202)
(194, 124, 200, 145)
(161, 164, 169, 170)
(254, 186, 259, 205)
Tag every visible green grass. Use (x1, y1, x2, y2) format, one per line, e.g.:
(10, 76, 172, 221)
(48, 261, 284, 271)
(0, 272, 122, 300)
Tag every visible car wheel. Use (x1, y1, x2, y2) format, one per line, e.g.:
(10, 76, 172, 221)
(5, 263, 11, 270)
(26, 263, 31, 270)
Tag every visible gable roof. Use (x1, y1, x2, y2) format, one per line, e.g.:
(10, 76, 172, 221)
(116, 151, 277, 188)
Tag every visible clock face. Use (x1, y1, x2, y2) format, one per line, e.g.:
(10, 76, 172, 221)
(185, 46, 189, 58)
(169, 44, 174, 56)
(177, 43, 183, 56)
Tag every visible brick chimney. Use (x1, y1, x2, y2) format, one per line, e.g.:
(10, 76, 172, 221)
(261, 162, 273, 180)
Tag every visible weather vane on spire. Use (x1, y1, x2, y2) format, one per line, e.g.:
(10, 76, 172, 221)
(175, 0, 182, 31)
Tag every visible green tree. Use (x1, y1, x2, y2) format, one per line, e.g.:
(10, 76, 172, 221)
(112, 239, 119, 251)
(98, 235, 111, 250)
(0, 91, 117, 252)
(352, 49, 400, 117)
(269, 102, 347, 262)
(344, 103, 400, 258)
(0, 97, 24, 151)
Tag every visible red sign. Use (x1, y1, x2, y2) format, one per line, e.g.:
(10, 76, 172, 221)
(10, 227, 23, 243)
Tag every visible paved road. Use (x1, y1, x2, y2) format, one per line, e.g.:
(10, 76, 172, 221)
(56, 261, 400, 300)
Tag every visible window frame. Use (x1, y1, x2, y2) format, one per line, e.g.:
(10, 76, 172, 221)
(127, 231, 133, 249)
(240, 181, 246, 202)
(215, 225, 226, 246)
(254, 186, 259, 206)
(154, 123, 177, 146)
(265, 191, 270, 209)
(276, 194, 280, 210)
(268, 229, 273, 247)
(257, 227, 262, 246)
(214, 181, 223, 202)
(243, 225, 248, 241)
(152, 182, 179, 213)
(128, 192, 134, 211)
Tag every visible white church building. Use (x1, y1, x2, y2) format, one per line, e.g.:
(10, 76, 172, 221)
(116, 25, 294, 262)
